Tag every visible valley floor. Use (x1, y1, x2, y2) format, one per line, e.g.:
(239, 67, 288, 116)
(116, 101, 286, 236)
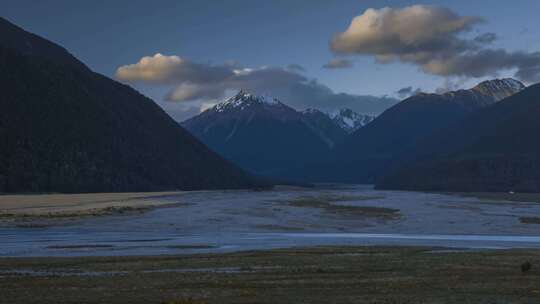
(0, 191, 183, 219)
(2, 186, 540, 303)
(4, 185, 540, 256)
(1, 246, 540, 304)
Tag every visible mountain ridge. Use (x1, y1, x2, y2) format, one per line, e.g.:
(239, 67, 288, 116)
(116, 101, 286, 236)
(377, 82, 540, 192)
(182, 90, 375, 178)
(0, 17, 87, 70)
(331, 108, 375, 133)
(302, 78, 526, 183)
(0, 17, 260, 193)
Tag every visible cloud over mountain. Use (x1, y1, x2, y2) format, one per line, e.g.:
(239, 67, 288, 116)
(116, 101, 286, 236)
(331, 5, 540, 83)
(116, 54, 398, 120)
(396, 86, 422, 98)
(116, 53, 233, 85)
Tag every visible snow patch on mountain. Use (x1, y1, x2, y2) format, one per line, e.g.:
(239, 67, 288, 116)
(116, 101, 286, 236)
(472, 78, 525, 101)
(331, 108, 375, 132)
(302, 108, 323, 115)
(202, 91, 376, 134)
(214, 90, 280, 112)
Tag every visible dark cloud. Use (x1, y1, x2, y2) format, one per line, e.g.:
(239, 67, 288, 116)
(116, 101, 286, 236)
(396, 86, 422, 98)
(116, 54, 398, 120)
(287, 64, 306, 72)
(424, 49, 540, 83)
(435, 78, 469, 94)
(397, 86, 413, 95)
(473, 32, 497, 44)
(330, 5, 540, 83)
(281, 79, 398, 114)
(323, 58, 354, 69)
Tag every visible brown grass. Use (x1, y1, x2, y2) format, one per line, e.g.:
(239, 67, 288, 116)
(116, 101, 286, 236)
(1, 246, 540, 303)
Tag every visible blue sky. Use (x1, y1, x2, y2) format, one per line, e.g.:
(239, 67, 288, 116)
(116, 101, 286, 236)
(2, 0, 539, 120)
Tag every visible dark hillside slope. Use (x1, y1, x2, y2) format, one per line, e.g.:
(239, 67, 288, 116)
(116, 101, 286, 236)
(182, 91, 332, 177)
(0, 18, 258, 192)
(0, 17, 87, 70)
(378, 83, 540, 192)
(327, 79, 524, 183)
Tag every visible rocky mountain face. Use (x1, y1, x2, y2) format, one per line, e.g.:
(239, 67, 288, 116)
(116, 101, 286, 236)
(471, 78, 525, 102)
(331, 109, 375, 133)
(182, 91, 374, 178)
(316, 78, 526, 183)
(378, 82, 540, 192)
(0, 17, 260, 193)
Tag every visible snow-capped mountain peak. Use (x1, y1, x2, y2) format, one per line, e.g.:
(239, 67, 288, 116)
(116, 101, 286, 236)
(302, 108, 325, 115)
(331, 108, 375, 132)
(213, 90, 281, 112)
(472, 78, 525, 101)
(197, 92, 375, 134)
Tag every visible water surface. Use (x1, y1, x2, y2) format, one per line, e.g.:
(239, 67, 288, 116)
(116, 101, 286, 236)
(2, 185, 540, 256)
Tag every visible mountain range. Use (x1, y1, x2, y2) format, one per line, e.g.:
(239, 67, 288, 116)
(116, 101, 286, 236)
(378, 82, 540, 192)
(182, 79, 530, 188)
(182, 91, 375, 177)
(0, 17, 260, 193)
(331, 108, 374, 132)
(320, 78, 526, 183)
(2, 17, 539, 194)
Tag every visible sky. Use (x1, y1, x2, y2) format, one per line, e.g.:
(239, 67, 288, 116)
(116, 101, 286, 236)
(1, 0, 539, 121)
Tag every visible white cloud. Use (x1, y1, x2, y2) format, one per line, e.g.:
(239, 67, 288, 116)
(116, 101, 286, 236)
(330, 5, 540, 83)
(331, 5, 480, 56)
(115, 53, 233, 85)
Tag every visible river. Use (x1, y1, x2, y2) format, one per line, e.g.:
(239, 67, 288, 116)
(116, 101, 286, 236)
(2, 185, 540, 256)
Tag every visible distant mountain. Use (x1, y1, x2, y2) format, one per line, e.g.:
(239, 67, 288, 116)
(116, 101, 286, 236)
(301, 108, 348, 148)
(0, 17, 260, 193)
(378, 82, 540, 193)
(182, 91, 335, 177)
(331, 109, 375, 133)
(323, 78, 525, 183)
